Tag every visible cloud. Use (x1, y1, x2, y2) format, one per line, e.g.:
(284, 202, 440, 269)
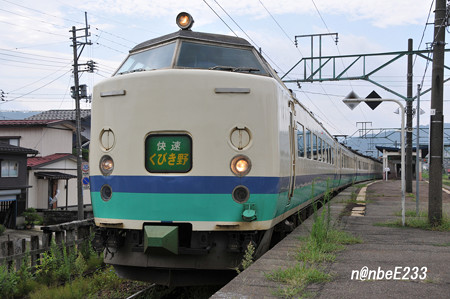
(75, 0, 432, 28)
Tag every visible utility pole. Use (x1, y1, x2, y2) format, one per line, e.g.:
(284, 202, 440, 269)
(429, 0, 446, 226)
(406, 39, 413, 193)
(70, 13, 93, 220)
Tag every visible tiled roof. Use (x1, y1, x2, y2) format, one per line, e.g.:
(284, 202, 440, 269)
(0, 144, 38, 155)
(28, 153, 74, 168)
(0, 119, 65, 127)
(26, 109, 90, 121)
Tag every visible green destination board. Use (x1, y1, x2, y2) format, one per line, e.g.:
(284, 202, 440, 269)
(145, 134, 192, 173)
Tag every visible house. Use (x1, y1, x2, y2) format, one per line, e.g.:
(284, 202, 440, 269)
(27, 153, 85, 210)
(0, 144, 38, 228)
(0, 120, 75, 156)
(26, 109, 91, 146)
(0, 119, 91, 216)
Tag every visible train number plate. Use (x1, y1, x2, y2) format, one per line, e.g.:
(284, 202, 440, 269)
(145, 134, 192, 173)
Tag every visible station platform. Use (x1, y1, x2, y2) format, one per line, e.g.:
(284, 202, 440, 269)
(211, 180, 450, 299)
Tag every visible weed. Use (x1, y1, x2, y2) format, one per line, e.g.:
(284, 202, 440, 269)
(267, 263, 330, 298)
(0, 263, 18, 298)
(236, 242, 256, 274)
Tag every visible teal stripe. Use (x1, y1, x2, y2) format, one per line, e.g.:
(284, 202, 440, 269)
(92, 193, 280, 222)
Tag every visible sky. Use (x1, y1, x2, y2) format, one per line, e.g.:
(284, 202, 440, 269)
(0, 0, 448, 137)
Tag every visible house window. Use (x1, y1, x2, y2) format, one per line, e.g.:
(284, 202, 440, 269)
(0, 137, 20, 146)
(1, 160, 18, 177)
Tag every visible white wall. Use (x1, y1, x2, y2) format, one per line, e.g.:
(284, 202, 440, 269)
(0, 125, 73, 156)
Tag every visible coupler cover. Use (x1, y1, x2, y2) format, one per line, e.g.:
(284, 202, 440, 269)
(144, 226, 179, 255)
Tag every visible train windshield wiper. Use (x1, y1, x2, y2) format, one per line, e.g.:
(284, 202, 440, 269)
(233, 67, 260, 73)
(208, 65, 236, 71)
(117, 68, 152, 75)
(208, 66, 260, 73)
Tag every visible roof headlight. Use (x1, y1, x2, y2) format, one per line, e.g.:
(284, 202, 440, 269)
(231, 155, 251, 177)
(176, 12, 194, 30)
(100, 155, 114, 176)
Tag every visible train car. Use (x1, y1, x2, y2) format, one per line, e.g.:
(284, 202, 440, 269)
(90, 13, 382, 286)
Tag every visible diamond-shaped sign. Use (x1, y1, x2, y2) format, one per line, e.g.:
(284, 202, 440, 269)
(343, 91, 361, 110)
(365, 90, 382, 110)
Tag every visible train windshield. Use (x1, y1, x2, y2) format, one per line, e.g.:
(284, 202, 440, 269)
(176, 42, 268, 75)
(116, 42, 176, 75)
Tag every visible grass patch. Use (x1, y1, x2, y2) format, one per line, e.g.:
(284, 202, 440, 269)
(394, 210, 427, 217)
(267, 263, 331, 298)
(353, 183, 368, 188)
(375, 210, 450, 232)
(431, 242, 450, 247)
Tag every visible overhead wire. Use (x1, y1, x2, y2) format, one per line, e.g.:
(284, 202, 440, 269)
(202, 0, 238, 37)
(310, 0, 366, 126)
(257, 0, 356, 130)
(1, 70, 72, 104)
(205, 0, 287, 74)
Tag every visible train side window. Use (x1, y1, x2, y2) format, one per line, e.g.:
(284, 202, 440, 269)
(318, 138, 323, 162)
(327, 143, 331, 164)
(297, 123, 305, 158)
(313, 134, 318, 160)
(306, 129, 312, 159)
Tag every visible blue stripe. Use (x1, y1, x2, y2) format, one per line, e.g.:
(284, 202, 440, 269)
(90, 173, 379, 195)
(90, 175, 286, 194)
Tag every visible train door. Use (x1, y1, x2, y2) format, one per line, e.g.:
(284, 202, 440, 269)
(287, 101, 296, 204)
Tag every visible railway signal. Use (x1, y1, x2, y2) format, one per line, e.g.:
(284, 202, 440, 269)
(343, 91, 406, 226)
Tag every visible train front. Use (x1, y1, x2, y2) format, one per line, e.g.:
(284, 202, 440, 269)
(90, 13, 287, 286)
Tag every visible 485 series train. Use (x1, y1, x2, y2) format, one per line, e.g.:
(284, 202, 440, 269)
(90, 12, 382, 286)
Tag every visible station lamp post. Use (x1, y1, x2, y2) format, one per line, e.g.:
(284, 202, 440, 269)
(343, 91, 405, 226)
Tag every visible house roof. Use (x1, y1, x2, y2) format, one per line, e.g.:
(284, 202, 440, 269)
(0, 144, 38, 155)
(34, 171, 77, 180)
(28, 153, 75, 168)
(0, 119, 75, 130)
(26, 109, 91, 121)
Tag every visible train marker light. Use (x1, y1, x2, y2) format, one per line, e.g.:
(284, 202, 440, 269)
(176, 12, 194, 30)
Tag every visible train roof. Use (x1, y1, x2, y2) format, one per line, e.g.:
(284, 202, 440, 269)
(131, 30, 253, 53)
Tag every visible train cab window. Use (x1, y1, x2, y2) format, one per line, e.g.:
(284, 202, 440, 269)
(116, 42, 176, 75)
(297, 124, 305, 158)
(176, 42, 268, 75)
(306, 129, 312, 159)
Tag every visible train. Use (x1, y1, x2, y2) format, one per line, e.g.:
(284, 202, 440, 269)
(90, 12, 382, 286)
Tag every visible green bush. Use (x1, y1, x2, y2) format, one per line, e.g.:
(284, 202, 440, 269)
(22, 208, 43, 227)
(0, 224, 5, 236)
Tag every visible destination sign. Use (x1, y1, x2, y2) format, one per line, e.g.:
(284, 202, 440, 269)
(145, 134, 192, 173)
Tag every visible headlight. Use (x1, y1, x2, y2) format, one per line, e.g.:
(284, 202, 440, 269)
(230, 155, 251, 177)
(100, 155, 114, 176)
(176, 12, 194, 30)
